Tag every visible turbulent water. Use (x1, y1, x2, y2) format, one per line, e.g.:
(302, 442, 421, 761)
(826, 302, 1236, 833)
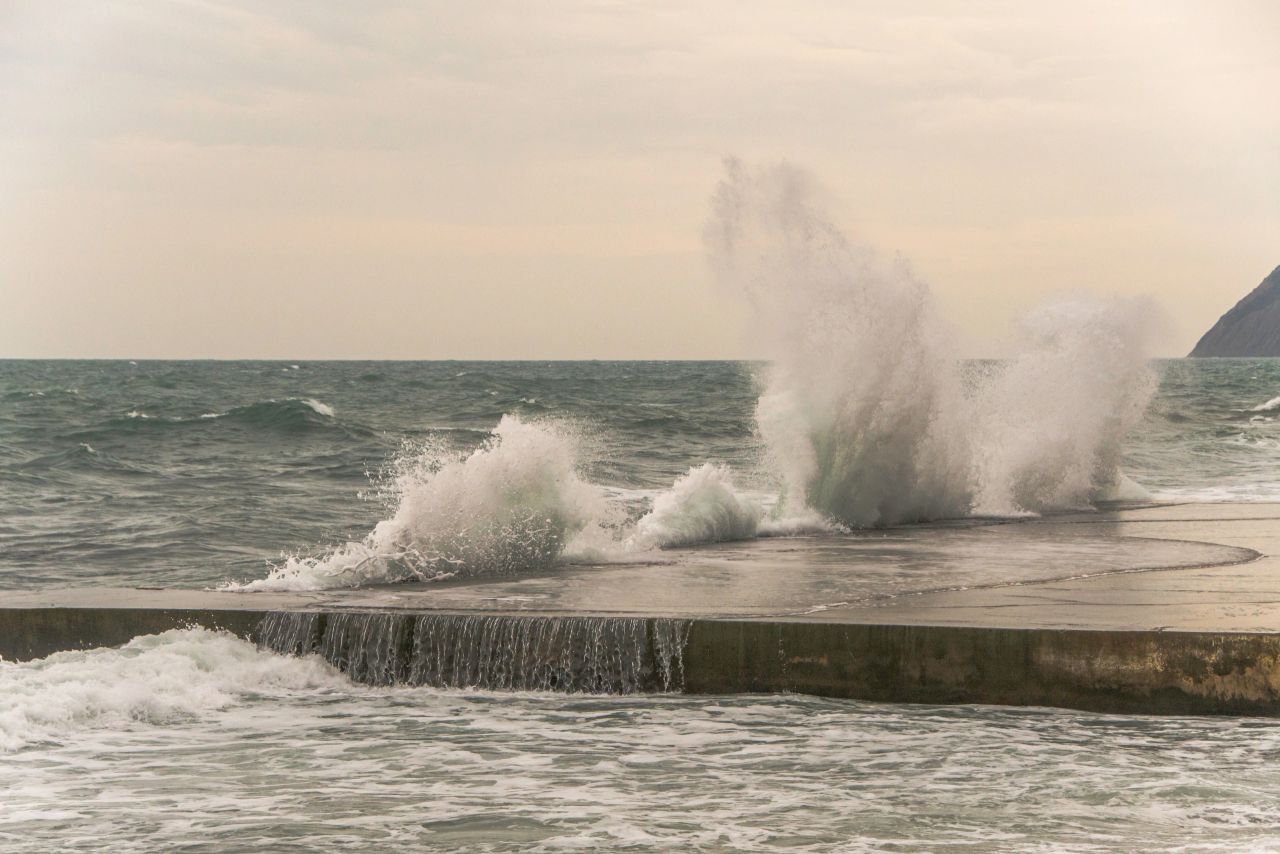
(2, 357, 1279, 591)
(5, 357, 1280, 850)
(8, 161, 1280, 847)
(4, 628, 1280, 851)
(707, 162, 1161, 526)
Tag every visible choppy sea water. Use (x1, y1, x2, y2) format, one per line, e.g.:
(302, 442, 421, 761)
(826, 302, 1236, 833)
(5, 358, 1280, 850)
(4, 359, 1280, 590)
(5, 629, 1280, 853)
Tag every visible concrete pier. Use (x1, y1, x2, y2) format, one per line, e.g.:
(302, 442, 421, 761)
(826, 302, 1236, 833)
(4, 503, 1280, 715)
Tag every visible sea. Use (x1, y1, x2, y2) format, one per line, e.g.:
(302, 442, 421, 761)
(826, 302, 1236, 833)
(4, 357, 1280, 851)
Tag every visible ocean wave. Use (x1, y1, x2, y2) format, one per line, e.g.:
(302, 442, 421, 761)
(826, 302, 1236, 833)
(1250, 395, 1280, 413)
(81, 398, 353, 438)
(227, 426, 849, 591)
(8, 443, 149, 475)
(627, 464, 762, 549)
(226, 416, 611, 591)
(0, 629, 344, 752)
(201, 398, 337, 428)
(707, 160, 1158, 526)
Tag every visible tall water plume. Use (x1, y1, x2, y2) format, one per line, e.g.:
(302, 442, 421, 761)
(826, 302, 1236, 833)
(706, 159, 1158, 527)
(973, 297, 1160, 513)
(706, 159, 975, 526)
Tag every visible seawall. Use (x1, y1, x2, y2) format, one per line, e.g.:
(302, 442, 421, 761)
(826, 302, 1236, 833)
(5, 604, 1280, 716)
(5, 503, 1280, 716)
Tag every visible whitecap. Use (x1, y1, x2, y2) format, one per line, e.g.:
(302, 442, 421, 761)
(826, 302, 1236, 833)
(300, 398, 334, 418)
(628, 464, 762, 549)
(0, 629, 344, 752)
(1250, 395, 1280, 413)
(226, 416, 609, 591)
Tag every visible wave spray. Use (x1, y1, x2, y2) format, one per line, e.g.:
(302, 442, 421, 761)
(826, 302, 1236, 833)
(230, 416, 609, 591)
(232, 160, 1161, 591)
(707, 159, 1159, 527)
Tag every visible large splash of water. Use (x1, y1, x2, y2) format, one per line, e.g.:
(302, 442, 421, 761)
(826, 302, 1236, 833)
(972, 297, 1159, 513)
(706, 159, 1159, 527)
(627, 464, 762, 549)
(229, 415, 610, 591)
(230, 160, 1160, 591)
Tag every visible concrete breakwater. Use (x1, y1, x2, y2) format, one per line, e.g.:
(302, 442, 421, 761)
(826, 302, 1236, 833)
(5, 503, 1280, 714)
(257, 611, 691, 693)
(4, 603, 1280, 715)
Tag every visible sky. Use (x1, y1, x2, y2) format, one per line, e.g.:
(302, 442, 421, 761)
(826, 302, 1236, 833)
(1, 0, 1277, 359)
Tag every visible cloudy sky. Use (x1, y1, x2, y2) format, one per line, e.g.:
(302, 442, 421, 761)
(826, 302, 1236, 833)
(2, 0, 1277, 358)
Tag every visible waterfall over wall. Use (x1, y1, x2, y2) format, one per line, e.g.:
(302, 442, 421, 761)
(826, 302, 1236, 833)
(256, 611, 691, 694)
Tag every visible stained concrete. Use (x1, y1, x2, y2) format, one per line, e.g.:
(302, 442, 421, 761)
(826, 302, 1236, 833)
(5, 503, 1280, 714)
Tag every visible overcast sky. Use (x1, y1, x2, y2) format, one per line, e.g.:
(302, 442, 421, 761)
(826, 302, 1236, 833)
(2, 0, 1277, 358)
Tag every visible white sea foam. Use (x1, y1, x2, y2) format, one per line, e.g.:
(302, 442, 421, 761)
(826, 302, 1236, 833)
(626, 464, 840, 548)
(628, 464, 762, 548)
(972, 297, 1159, 513)
(301, 398, 334, 417)
(5, 684, 1280, 850)
(758, 509, 844, 537)
(706, 159, 1158, 527)
(0, 629, 343, 752)
(228, 416, 611, 591)
(1250, 395, 1280, 413)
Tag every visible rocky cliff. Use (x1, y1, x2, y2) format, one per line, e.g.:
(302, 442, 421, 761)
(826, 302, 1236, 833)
(1189, 265, 1280, 357)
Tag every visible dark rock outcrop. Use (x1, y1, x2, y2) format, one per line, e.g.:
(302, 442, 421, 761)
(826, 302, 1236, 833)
(1190, 265, 1280, 357)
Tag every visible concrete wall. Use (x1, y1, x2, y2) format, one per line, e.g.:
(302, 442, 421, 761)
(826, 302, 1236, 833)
(0, 607, 265, 661)
(685, 621, 1280, 715)
(5, 606, 1280, 715)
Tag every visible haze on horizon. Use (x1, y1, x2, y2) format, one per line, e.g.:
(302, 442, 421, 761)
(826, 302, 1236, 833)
(2, 1, 1277, 360)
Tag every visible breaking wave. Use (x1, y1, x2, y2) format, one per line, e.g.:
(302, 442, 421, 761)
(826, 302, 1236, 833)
(971, 298, 1158, 513)
(628, 464, 762, 549)
(228, 416, 611, 591)
(0, 629, 344, 752)
(706, 158, 1159, 527)
(227, 160, 1163, 591)
(94, 398, 348, 436)
(625, 463, 839, 549)
(1250, 395, 1280, 413)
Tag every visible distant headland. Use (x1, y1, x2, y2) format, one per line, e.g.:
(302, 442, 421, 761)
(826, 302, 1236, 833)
(1189, 265, 1280, 357)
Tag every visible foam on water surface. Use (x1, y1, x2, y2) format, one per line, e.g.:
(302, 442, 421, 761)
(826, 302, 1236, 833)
(0, 628, 344, 752)
(4, 630, 1280, 851)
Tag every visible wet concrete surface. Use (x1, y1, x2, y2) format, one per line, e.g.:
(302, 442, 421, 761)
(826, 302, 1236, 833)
(816, 503, 1280, 632)
(0, 503, 1267, 625)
